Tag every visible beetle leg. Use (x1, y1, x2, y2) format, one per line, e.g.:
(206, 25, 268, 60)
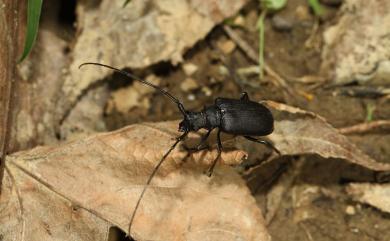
(244, 136, 281, 155)
(240, 92, 249, 101)
(186, 129, 212, 152)
(196, 129, 212, 150)
(206, 128, 222, 177)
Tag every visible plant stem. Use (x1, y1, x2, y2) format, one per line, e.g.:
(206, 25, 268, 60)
(257, 9, 267, 80)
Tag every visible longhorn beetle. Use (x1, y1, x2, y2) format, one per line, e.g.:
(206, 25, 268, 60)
(79, 62, 280, 235)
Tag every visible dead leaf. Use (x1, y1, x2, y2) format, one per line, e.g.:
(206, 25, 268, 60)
(264, 160, 304, 225)
(0, 121, 270, 241)
(321, 0, 390, 84)
(63, 0, 248, 115)
(265, 100, 390, 171)
(346, 183, 390, 214)
(106, 75, 160, 114)
(60, 85, 109, 141)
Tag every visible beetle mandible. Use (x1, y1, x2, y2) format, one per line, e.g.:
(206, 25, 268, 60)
(79, 62, 280, 235)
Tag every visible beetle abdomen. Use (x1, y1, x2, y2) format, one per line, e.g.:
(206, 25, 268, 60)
(215, 98, 274, 136)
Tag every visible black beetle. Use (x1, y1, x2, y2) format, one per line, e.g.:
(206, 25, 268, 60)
(79, 62, 280, 235)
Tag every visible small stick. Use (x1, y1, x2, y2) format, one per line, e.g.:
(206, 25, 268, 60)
(223, 25, 293, 95)
(338, 120, 390, 135)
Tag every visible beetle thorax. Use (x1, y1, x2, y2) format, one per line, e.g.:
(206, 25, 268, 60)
(179, 111, 206, 132)
(178, 105, 221, 132)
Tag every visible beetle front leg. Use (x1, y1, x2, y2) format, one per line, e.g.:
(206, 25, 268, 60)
(195, 129, 212, 150)
(244, 136, 281, 155)
(206, 128, 222, 177)
(184, 129, 212, 152)
(240, 92, 249, 101)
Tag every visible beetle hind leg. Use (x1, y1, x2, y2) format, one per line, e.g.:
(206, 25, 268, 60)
(244, 136, 281, 155)
(205, 129, 222, 177)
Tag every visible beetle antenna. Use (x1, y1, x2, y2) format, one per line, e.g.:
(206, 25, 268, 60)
(128, 131, 188, 236)
(79, 62, 187, 115)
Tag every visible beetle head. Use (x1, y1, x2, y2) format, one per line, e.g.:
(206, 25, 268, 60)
(179, 111, 205, 132)
(178, 119, 189, 132)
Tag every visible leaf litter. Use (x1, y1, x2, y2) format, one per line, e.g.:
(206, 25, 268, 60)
(1, 100, 389, 240)
(265, 100, 390, 171)
(1, 121, 270, 241)
(346, 183, 390, 214)
(62, 0, 249, 116)
(245, 101, 390, 233)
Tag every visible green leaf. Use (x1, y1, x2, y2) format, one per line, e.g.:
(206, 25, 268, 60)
(18, 0, 43, 63)
(365, 103, 376, 122)
(307, 0, 325, 16)
(262, 0, 287, 11)
(123, 0, 132, 7)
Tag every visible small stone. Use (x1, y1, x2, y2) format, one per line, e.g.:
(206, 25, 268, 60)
(345, 205, 356, 215)
(271, 15, 293, 31)
(350, 227, 359, 233)
(201, 86, 212, 96)
(218, 65, 229, 76)
(217, 40, 236, 54)
(180, 78, 199, 92)
(182, 63, 198, 76)
(233, 15, 245, 27)
(295, 5, 311, 21)
(187, 94, 196, 101)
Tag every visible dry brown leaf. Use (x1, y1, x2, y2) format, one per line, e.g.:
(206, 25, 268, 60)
(264, 160, 304, 225)
(106, 75, 161, 115)
(321, 0, 390, 84)
(266, 100, 390, 171)
(346, 183, 390, 214)
(63, 0, 248, 113)
(0, 121, 270, 241)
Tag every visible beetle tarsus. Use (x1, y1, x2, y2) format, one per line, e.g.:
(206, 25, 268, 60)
(206, 129, 222, 177)
(195, 129, 212, 150)
(244, 136, 281, 155)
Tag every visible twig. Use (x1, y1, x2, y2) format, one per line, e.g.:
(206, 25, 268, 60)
(338, 120, 390, 135)
(335, 86, 390, 99)
(257, 9, 267, 79)
(304, 19, 320, 50)
(299, 222, 314, 241)
(223, 25, 293, 96)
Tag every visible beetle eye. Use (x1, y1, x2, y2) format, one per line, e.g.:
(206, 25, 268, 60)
(178, 120, 187, 132)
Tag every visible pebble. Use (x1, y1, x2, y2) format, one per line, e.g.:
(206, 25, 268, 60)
(217, 39, 236, 54)
(180, 78, 199, 92)
(182, 63, 198, 76)
(218, 65, 229, 76)
(187, 94, 196, 101)
(271, 15, 293, 31)
(295, 5, 312, 21)
(233, 15, 245, 27)
(201, 86, 212, 96)
(345, 205, 356, 215)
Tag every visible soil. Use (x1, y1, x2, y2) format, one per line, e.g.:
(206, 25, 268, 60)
(101, 1, 390, 240)
(100, 0, 390, 241)
(16, 0, 390, 240)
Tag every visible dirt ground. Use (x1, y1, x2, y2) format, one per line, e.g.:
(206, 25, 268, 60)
(9, 0, 390, 240)
(102, 1, 390, 241)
